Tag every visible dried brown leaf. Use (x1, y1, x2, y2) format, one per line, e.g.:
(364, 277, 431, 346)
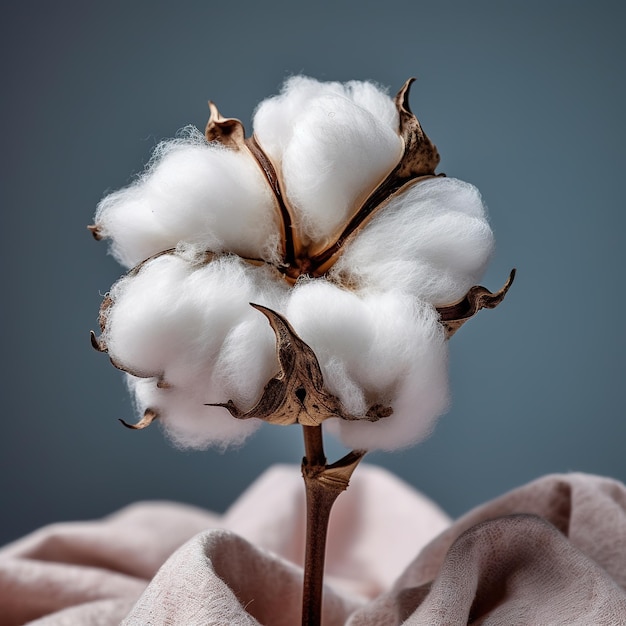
(437, 269, 516, 338)
(210, 304, 391, 426)
(119, 408, 158, 430)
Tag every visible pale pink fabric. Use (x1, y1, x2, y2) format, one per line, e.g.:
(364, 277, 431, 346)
(1, 465, 625, 625)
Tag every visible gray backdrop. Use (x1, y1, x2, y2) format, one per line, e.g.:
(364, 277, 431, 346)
(1, 1, 625, 546)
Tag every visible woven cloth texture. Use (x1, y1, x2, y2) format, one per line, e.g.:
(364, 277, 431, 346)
(1, 465, 625, 625)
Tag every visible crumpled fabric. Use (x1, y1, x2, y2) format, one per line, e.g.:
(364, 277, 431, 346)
(1, 465, 625, 625)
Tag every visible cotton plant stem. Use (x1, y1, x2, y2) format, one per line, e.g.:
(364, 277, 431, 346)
(300, 425, 364, 626)
(301, 425, 329, 626)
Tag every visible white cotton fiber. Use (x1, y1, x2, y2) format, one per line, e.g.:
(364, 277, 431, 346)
(213, 317, 282, 411)
(286, 280, 449, 450)
(279, 97, 403, 245)
(330, 177, 495, 306)
(102, 252, 290, 448)
(94, 128, 281, 269)
(253, 77, 402, 246)
(128, 375, 262, 450)
(286, 280, 373, 416)
(325, 295, 450, 452)
(253, 76, 400, 160)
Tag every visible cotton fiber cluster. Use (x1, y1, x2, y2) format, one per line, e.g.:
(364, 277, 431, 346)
(93, 76, 494, 451)
(93, 128, 282, 269)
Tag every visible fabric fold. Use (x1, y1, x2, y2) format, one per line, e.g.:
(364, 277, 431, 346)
(1, 467, 625, 625)
(122, 529, 361, 626)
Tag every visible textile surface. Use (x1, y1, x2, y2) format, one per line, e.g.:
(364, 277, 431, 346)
(1, 465, 625, 625)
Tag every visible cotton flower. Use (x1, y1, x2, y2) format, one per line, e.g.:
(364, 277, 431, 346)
(91, 76, 499, 451)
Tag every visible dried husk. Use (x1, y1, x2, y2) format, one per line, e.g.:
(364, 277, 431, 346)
(208, 304, 392, 427)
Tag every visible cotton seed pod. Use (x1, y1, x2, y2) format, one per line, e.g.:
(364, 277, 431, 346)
(91, 76, 511, 451)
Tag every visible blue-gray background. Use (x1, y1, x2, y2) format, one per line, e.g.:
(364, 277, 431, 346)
(1, 1, 624, 546)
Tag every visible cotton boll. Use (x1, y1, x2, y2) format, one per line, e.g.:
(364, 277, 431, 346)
(286, 282, 450, 450)
(102, 253, 277, 385)
(331, 177, 494, 306)
(103, 254, 196, 377)
(128, 376, 261, 450)
(280, 96, 403, 245)
(253, 77, 402, 245)
(94, 129, 280, 269)
(110, 256, 291, 449)
(253, 76, 399, 162)
(325, 297, 450, 451)
(93, 76, 496, 454)
(285, 282, 420, 418)
(153, 143, 281, 265)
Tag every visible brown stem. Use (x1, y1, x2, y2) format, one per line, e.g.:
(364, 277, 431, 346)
(300, 425, 364, 626)
(301, 425, 329, 626)
(303, 424, 326, 466)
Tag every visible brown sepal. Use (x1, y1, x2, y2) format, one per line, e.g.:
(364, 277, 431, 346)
(437, 269, 516, 338)
(90, 330, 106, 352)
(87, 224, 103, 240)
(119, 408, 158, 430)
(316, 449, 367, 490)
(394, 78, 441, 179)
(210, 304, 392, 426)
(246, 134, 299, 270)
(205, 101, 246, 150)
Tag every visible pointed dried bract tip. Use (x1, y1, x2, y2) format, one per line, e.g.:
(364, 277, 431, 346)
(205, 101, 246, 150)
(316, 449, 367, 490)
(119, 408, 158, 430)
(438, 269, 516, 338)
(87, 224, 103, 241)
(211, 303, 392, 427)
(394, 78, 440, 178)
(90, 330, 106, 352)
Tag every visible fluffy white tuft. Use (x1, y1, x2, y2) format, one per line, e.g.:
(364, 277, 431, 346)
(286, 280, 449, 450)
(94, 127, 281, 269)
(330, 177, 495, 306)
(102, 252, 289, 448)
(253, 77, 403, 245)
(127, 375, 262, 450)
